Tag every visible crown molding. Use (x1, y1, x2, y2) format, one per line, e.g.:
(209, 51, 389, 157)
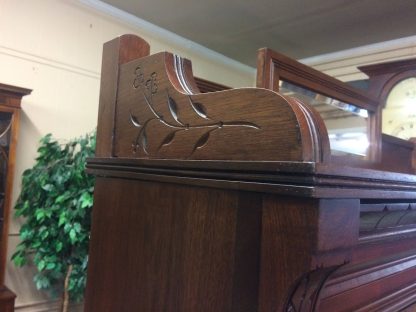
(76, 0, 256, 77)
(0, 45, 100, 80)
(300, 36, 416, 67)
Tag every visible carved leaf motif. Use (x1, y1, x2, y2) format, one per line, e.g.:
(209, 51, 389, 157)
(194, 131, 211, 150)
(223, 121, 260, 129)
(190, 99, 209, 119)
(167, 96, 184, 125)
(140, 128, 148, 155)
(159, 131, 176, 149)
(130, 113, 141, 128)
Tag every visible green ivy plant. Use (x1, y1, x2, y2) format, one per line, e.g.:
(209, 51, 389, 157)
(12, 132, 95, 312)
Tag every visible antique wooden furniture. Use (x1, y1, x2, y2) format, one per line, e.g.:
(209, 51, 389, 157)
(257, 48, 416, 174)
(85, 34, 416, 311)
(0, 83, 31, 311)
(359, 59, 416, 173)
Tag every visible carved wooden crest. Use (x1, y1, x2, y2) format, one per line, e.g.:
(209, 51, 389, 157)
(113, 52, 330, 162)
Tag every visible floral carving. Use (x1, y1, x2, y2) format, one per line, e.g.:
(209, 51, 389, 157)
(130, 69, 260, 157)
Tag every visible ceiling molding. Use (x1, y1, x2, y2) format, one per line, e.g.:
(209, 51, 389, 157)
(300, 36, 416, 67)
(76, 0, 256, 77)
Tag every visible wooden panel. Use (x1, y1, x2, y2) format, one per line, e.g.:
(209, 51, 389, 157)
(113, 52, 330, 162)
(0, 286, 15, 312)
(320, 254, 416, 311)
(86, 34, 416, 312)
(259, 197, 359, 311)
(380, 134, 415, 173)
(85, 178, 262, 312)
(194, 77, 230, 93)
(0, 83, 31, 311)
(95, 34, 150, 157)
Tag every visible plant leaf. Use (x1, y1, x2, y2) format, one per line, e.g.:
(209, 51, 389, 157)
(167, 95, 184, 125)
(69, 229, 77, 244)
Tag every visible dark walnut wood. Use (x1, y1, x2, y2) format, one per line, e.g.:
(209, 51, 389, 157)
(256, 47, 382, 164)
(359, 59, 416, 174)
(358, 58, 416, 105)
(257, 48, 416, 174)
(0, 83, 31, 312)
(85, 34, 416, 312)
(194, 77, 230, 93)
(113, 50, 330, 162)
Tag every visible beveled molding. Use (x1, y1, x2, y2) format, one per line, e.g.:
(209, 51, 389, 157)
(87, 158, 416, 199)
(318, 253, 416, 311)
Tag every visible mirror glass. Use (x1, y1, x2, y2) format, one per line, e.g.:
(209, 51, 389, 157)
(279, 80, 370, 157)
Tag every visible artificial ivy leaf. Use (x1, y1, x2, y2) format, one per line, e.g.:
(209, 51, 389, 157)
(80, 192, 93, 208)
(42, 184, 54, 192)
(12, 254, 26, 267)
(73, 222, 82, 233)
(35, 209, 45, 221)
(69, 229, 77, 244)
(55, 241, 63, 252)
(59, 212, 67, 227)
(37, 260, 46, 271)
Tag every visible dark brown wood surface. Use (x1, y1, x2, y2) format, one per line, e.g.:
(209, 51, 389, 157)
(95, 34, 150, 157)
(0, 286, 15, 312)
(359, 58, 416, 173)
(194, 77, 230, 93)
(358, 58, 416, 104)
(0, 83, 31, 312)
(256, 47, 382, 163)
(113, 51, 332, 162)
(85, 178, 262, 311)
(85, 34, 416, 312)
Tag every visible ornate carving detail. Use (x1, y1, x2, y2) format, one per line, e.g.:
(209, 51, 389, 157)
(129, 70, 260, 157)
(133, 66, 158, 95)
(360, 203, 416, 233)
(286, 266, 339, 312)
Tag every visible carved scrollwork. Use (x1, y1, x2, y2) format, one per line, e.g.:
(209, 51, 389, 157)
(129, 69, 260, 158)
(360, 202, 416, 234)
(286, 266, 340, 312)
(113, 51, 330, 161)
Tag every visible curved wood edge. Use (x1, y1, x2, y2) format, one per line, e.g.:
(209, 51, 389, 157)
(286, 266, 341, 312)
(95, 34, 150, 157)
(108, 40, 330, 163)
(285, 96, 331, 163)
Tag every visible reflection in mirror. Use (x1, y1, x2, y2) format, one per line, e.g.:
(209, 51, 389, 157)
(279, 80, 369, 157)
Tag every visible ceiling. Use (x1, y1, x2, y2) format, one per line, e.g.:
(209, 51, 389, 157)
(102, 0, 416, 66)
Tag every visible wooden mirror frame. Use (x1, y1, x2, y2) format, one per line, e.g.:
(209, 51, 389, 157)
(257, 48, 381, 163)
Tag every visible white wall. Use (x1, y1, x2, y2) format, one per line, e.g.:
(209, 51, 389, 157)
(0, 0, 254, 310)
(1, 0, 415, 310)
(301, 35, 416, 81)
